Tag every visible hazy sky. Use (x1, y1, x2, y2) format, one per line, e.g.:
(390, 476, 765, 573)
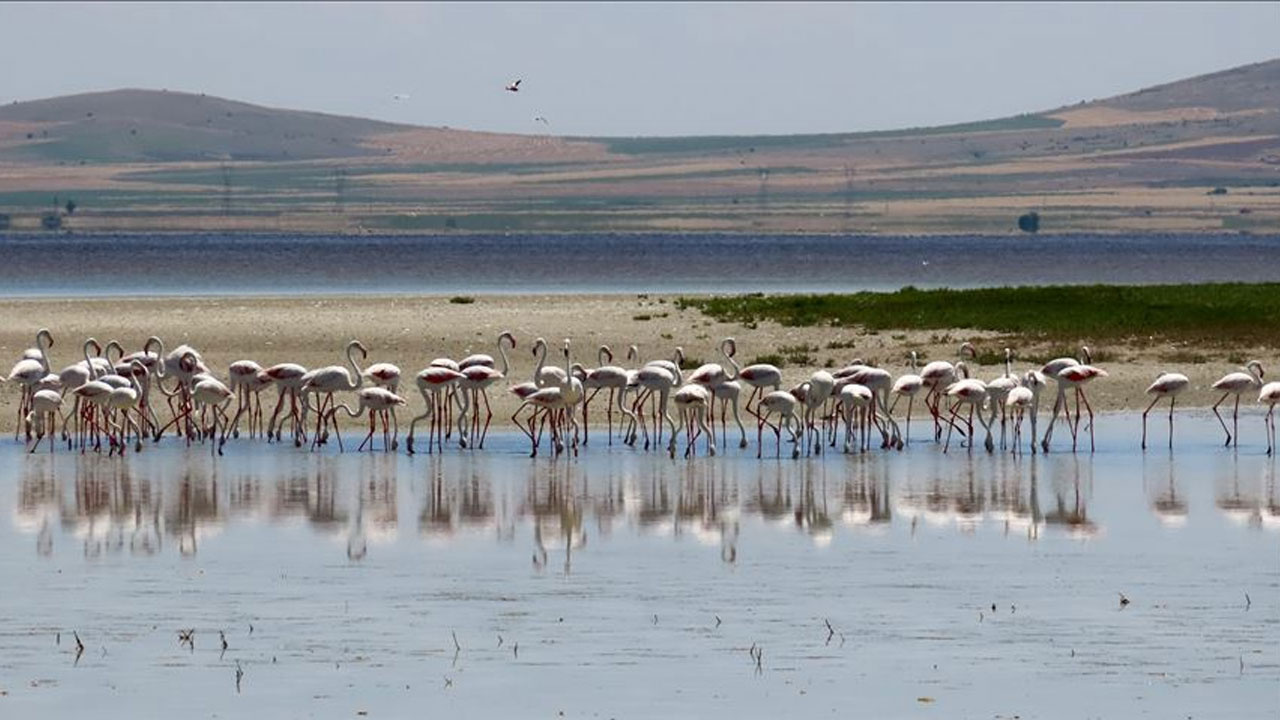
(2, 2, 1275, 136)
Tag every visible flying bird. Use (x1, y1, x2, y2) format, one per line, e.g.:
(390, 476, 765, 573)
(505, 79, 522, 92)
(392, 93, 410, 101)
(534, 116, 549, 126)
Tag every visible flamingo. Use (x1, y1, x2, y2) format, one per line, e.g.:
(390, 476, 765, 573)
(943, 377, 993, 454)
(326, 387, 407, 452)
(799, 370, 836, 455)
(225, 360, 264, 438)
(513, 344, 581, 457)
(460, 331, 515, 370)
(1005, 370, 1046, 455)
(756, 383, 806, 459)
(688, 338, 748, 449)
(1039, 345, 1088, 451)
(889, 351, 924, 444)
(920, 342, 975, 441)
(105, 361, 149, 455)
(578, 345, 631, 446)
(191, 374, 235, 456)
(722, 338, 781, 420)
(457, 362, 506, 449)
(300, 340, 367, 449)
(670, 383, 714, 458)
(631, 363, 677, 451)
(1210, 361, 1265, 446)
(982, 348, 1020, 450)
(26, 389, 63, 453)
(406, 366, 464, 454)
(262, 362, 309, 445)
(846, 365, 904, 450)
(7, 328, 52, 440)
(1261, 381, 1280, 455)
(1042, 347, 1107, 453)
(1142, 372, 1190, 450)
(838, 382, 874, 454)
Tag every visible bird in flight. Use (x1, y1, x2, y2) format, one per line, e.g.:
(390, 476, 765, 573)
(392, 93, 410, 101)
(505, 79, 522, 93)
(534, 116, 549, 126)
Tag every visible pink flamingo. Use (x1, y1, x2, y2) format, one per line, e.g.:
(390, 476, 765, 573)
(327, 387, 407, 452)
(1043, 349, 1108, 453)
(920, 342, 974, 441)
(838, 382, 874, 453)
(722, 338, 781, 420)
(262, 363, 309, 445)
(406, 366, 463, 454)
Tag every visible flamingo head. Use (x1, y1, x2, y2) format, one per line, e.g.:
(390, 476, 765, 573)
(499, 331, 516, 349)
(37, 328, 53, 349)
(959, 342, 976, 359)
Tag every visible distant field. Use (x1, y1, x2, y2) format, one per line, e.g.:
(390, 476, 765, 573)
(0, 60, 1277, 234)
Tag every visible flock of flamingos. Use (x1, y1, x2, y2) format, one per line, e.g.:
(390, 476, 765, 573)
(6, 328, 1280, 459)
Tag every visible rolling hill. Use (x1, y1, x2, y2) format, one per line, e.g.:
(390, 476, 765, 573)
(0, 59, 1276, 234)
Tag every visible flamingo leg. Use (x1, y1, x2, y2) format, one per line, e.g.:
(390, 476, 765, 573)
(1141, 395, 1160, 450)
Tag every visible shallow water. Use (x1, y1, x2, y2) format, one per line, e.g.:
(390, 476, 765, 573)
(1, 232, 1278, 296)
(1, 412, 1277, 718)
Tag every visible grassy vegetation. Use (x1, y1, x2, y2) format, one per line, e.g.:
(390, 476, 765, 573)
(676, 284, 1280, 347)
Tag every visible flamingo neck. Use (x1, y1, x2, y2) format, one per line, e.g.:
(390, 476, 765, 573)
(498, 336, 511, 376)
(345, 344, 364, 390)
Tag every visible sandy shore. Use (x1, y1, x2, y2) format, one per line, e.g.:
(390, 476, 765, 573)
(1, 294, 1275, 434)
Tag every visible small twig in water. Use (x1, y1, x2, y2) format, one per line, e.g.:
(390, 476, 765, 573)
(824, 619, 835, 645)
(452, 631, 461, 652)
(1245, 592, 1251, 611)
(497, 634, 504, 648)
(653, 614, 658, 625)
(56, 632, 60, 646)
(220, 631, 229, 658)
(235, 660, 244, 694)
(715, 615, 722, 628)
(513, 642, 519, 659)
(443, 676, 453, 689)
(1118, 593, 1130, 609)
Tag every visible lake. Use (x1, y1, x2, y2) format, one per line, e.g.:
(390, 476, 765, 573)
(1, 411, 1276, 718)
(1, 232, 1278, 296)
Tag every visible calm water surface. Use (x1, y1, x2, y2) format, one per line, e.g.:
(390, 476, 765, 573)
(1, 232, 1278, 296)
(0, 412, 1277, 717)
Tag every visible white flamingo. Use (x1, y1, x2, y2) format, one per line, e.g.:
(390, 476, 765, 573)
(1142, 372, 1190, 450)
(1210, 361, 1265, 447)
(889, 351, 925, 444)
(1261, 381, 1280, 455)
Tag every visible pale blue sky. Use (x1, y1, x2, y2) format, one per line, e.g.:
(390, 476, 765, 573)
(2, 2, 1275, 136)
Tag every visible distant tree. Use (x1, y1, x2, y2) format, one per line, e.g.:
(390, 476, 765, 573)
(64, 199, 77, 215)
(41, 212, 62, 230)
(1017, 211, 1040, 233)
(1208, 187, 1228, 195)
